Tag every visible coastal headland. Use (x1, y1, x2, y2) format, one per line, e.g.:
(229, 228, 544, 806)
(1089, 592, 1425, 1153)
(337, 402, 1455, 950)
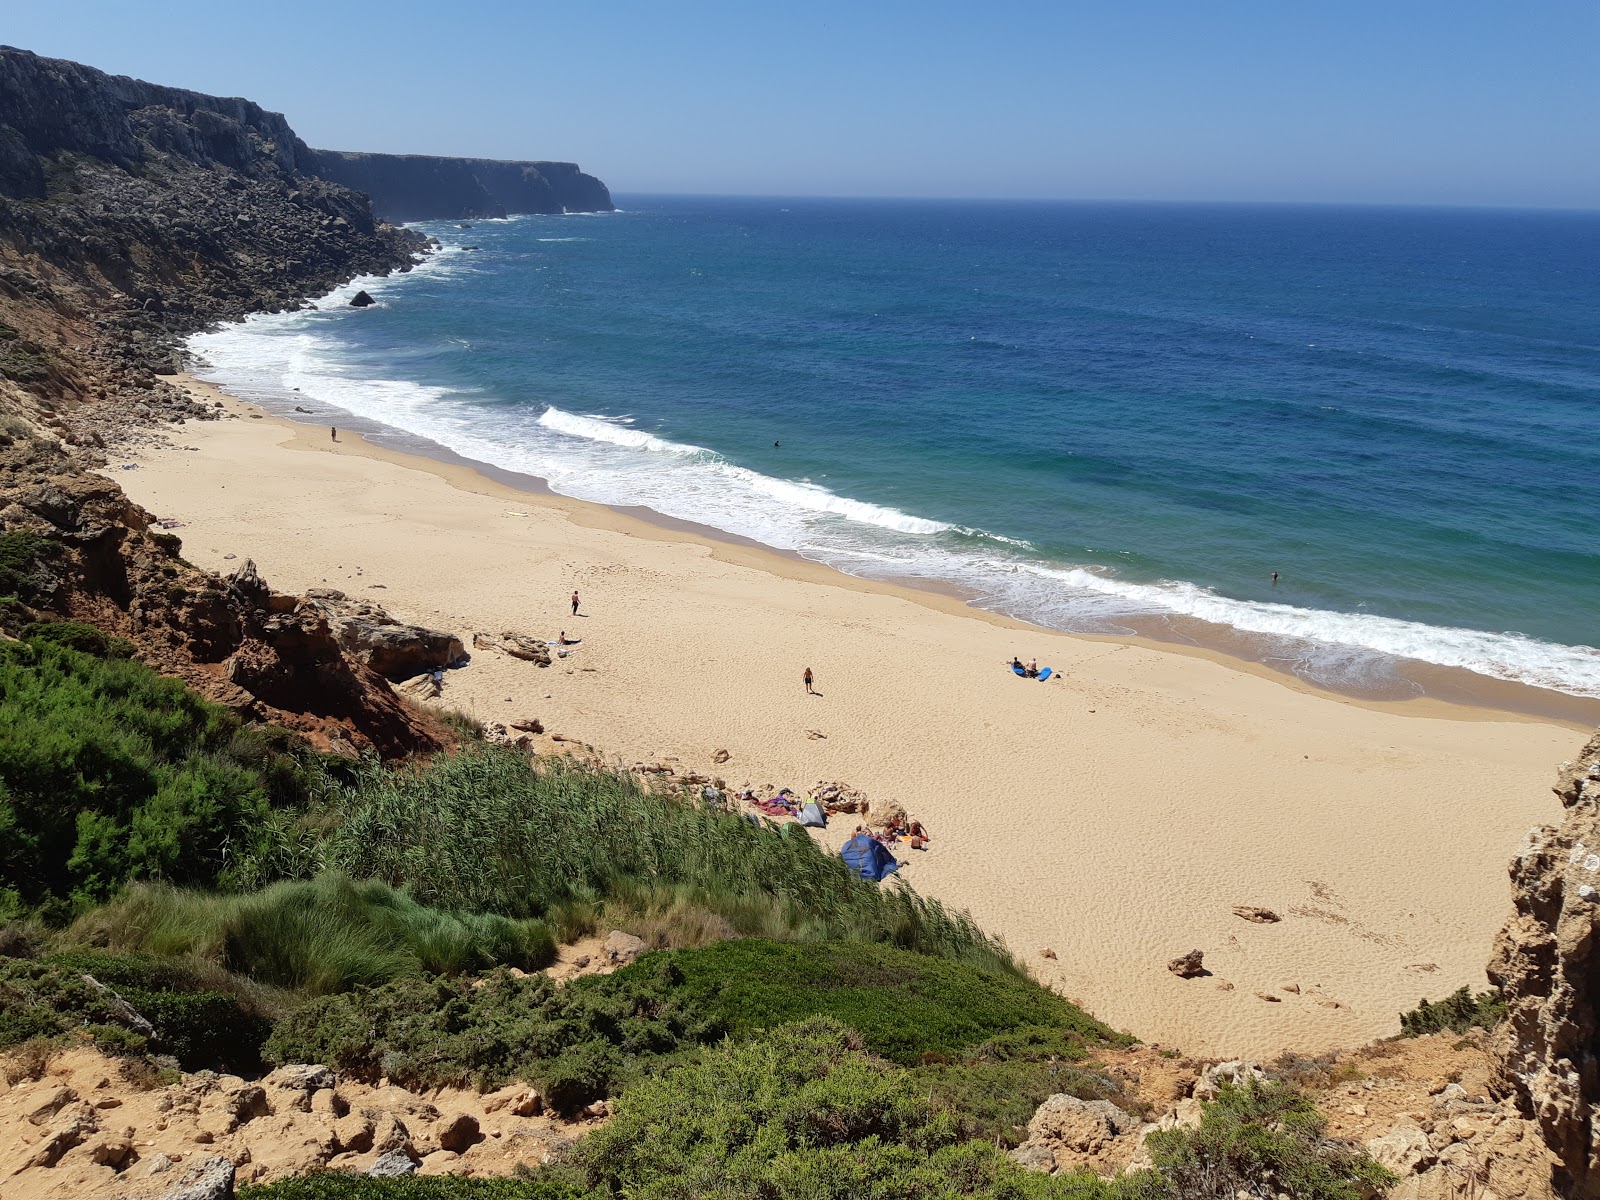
(116, 374, 1585, 1059)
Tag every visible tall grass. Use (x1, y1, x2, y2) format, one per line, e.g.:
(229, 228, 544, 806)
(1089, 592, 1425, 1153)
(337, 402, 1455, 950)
(300, 748, 1016, 976)
(65, 873, 555, 994)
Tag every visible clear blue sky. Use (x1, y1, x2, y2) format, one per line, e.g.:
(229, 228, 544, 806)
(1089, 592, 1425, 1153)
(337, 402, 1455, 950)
(8, 0, 1598, 207)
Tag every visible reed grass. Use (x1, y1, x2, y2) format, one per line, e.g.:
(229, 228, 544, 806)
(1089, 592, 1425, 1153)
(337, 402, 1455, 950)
(65, 873, 554, 994)
(305, 747, 1016, 975)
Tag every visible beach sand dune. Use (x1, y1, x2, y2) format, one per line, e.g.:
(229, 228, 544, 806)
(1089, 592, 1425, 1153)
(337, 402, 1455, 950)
(111, 381, 1582, 1058)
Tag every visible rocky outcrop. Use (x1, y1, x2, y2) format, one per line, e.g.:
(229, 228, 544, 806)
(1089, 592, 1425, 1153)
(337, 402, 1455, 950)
(306, 150, 613, 222)
(0, 429, 442, 757)
(1488, 729, 1600, 1197)
(473, 630, 552, 667)
(302, 589, 464, 681)
(1008, 1095, 1141, 1176)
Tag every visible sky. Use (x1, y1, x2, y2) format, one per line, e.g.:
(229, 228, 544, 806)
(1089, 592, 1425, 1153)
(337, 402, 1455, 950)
(7, 0, 1599, 207)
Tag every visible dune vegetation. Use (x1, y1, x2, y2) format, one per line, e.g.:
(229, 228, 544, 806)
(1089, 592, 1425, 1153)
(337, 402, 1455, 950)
(0, 640, 1396, 1198)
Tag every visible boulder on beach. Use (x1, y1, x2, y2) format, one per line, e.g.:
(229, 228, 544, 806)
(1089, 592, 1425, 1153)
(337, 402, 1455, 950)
(349, 290, 376, 307)
(301, 589, 465, 680)
(1167, 949, 1207, 978)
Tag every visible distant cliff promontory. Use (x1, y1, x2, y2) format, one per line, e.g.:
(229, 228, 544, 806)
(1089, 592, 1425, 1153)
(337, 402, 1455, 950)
(0, 45, 612, 237)
(307, 151, 613, 222)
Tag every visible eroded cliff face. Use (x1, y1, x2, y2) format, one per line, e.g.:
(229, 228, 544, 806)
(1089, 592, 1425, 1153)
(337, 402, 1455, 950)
(1489, 730, 1600, 1196)
(0, 45, 451, 757)
(307, 150, 614, 221)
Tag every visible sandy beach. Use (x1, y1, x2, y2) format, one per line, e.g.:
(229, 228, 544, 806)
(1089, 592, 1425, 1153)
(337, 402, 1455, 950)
(108, 376, 1587, 1059)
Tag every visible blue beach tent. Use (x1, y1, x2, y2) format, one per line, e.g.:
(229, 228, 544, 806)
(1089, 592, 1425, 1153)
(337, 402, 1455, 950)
(840, 832, 900, 882)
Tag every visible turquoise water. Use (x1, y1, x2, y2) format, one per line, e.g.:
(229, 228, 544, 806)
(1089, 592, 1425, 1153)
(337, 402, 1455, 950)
(190, 197, 1600, 698)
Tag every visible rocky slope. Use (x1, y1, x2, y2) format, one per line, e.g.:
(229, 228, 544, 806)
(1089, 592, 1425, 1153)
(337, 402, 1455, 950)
(307, 151, 613, 221)
(1489, 730, 1600, 1197)
(0, 45, 466, 755)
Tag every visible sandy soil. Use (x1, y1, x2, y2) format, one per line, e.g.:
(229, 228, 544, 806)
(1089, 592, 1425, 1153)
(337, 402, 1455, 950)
(102, 377, 1585, 1059)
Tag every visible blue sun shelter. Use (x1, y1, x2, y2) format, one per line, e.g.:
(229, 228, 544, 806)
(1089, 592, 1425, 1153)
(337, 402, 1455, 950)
(840, 831, 900, 882)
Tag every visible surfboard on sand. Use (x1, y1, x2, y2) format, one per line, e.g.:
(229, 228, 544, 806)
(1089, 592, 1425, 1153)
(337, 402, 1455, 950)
(1010, 664, 1053, 681)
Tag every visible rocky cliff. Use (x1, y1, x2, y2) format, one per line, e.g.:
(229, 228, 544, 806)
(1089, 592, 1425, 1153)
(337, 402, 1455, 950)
(0, 45, 462, 756)
(307, 151, 613, 222)
(1490, 730, 1600, 1196)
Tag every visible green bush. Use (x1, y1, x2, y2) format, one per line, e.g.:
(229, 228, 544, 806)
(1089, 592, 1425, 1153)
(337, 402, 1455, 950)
(265, 957, 717, 1113)
(241, 1175, 598, 1199)
(0, 530, 52, 598)
(1399, 985, 1507, 1037)
(0, 953, 266, 1071)
(21, 620, 135, 659)
(314, 747, 1015, 975)
(632, 940, 1122, 1065)
(1143, 1079, 1395, 1200)
(570, 1017, 1147, 1199)
(0, 641, 331, 913)
(67, 874, 555, 994)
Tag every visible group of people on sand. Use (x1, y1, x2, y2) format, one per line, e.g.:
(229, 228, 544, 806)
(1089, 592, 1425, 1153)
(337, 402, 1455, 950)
(1010, 655, 1042, 678)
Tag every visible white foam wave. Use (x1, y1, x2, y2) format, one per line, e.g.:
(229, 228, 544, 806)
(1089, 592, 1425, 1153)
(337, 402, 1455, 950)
(185, 263, 1600, 701)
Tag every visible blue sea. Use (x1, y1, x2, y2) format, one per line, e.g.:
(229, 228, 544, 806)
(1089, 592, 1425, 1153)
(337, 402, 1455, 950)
(189, 197, 1600, 702)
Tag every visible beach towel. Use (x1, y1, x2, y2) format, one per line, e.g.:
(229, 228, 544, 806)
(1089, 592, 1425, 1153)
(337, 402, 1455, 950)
(799, 801, 827, 828)
(841, 832, 900, 882)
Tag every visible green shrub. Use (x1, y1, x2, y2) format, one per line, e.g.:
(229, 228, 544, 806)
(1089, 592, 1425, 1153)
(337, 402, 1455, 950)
(315, 747, 1016, 975)
(0, 530, 52, 598)
(570, 1017, 1146, 1199)
(265, 957, 717, 1113)
(630, 940, 1122, 1065)
(1143, 1079, 1395, 1200)
(67, 874, 555, 994)
(241, 1175, 598, 1199)
(36, 950, 269, 1072)
(0, 953, 267, 1071)
(0, 641, 331, 912)
(1399, 986, 1507, 1037)
(21, 619, 135, 659)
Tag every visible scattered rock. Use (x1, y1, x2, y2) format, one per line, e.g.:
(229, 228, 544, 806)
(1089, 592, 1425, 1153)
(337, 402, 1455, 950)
(366, 1149, 418, 1177)
(1167, 949, 1207, 978)
(1231, 906, 1281, 924)
(1254, 991, 1282, 1002)
(349, 290, 376, 307)
(436, 1112, 481, 1152)
(159, 1155, 235, 1200)
(1040, 948, 1057, 960)
(712, 749, 731, 763)
(604, 930, 646, 965)
(1365, 1125, 1436, 1175)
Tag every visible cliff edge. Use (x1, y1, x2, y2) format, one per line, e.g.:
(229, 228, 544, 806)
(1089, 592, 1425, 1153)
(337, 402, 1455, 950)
(1490, 729, 1600, 1196)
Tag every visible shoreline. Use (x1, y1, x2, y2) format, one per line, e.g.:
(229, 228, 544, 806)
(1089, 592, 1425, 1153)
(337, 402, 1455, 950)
(185, 370, 1599, 730)
(122, 374, 1587, 1057)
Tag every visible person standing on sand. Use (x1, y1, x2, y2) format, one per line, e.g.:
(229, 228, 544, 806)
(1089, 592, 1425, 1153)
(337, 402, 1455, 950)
(804, 667, 815, 694)
(330, 426, 338, 442)
(571, 590, 580, 616)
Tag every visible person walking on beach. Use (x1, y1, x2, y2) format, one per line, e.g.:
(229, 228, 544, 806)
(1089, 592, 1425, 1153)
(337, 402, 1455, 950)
(571, 590, 580, 616)
(804, 666, 815, 694)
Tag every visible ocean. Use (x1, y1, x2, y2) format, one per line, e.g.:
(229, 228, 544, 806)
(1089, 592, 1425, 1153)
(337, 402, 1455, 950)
(188, 196, 1600, 702)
